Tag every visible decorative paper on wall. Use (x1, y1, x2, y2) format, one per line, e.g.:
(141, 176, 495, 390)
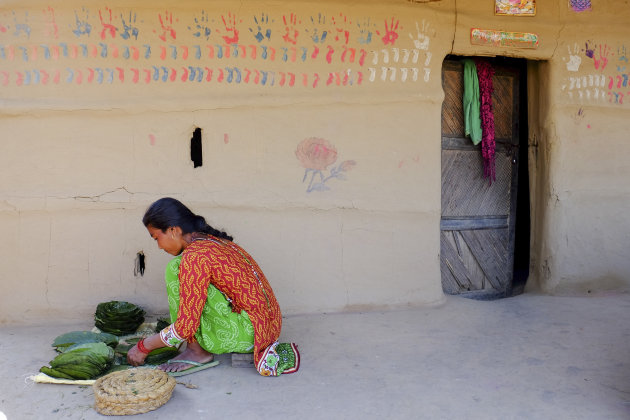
(295, 137, 356, 193)
(470, 28, 538, 49)
(569, 0, 592, 12)
(495, 0, 536, 16)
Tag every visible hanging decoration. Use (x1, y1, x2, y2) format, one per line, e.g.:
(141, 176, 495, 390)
(462, 59, 482, 146)
(475, 60, 496, 184)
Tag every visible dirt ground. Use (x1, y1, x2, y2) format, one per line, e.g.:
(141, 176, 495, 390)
(1, 292, 629, 419)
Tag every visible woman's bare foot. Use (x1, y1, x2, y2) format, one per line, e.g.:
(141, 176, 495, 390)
(159, 341, 214, 373)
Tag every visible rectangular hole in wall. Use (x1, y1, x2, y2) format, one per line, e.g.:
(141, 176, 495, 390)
(191, 127, 203, 168)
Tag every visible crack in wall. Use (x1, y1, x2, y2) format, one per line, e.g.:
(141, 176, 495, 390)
(73, 186, 134, 202)
(551, 22, 568, 60)
(451, 0, 458, 54)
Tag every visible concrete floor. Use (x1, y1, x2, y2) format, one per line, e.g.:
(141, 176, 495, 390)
(1, 292, 629, 419)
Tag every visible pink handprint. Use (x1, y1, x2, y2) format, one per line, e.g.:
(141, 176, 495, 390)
(43, 6, 58, 39)
(98, 7, 117, 40)
(156, 11, 177, 41)
(331, 13, 351, 45)
(221, 12, 240, 44)
(282, 13, 300, 44)
(379, 18, 400, 46)
(594, 44, 610, 71)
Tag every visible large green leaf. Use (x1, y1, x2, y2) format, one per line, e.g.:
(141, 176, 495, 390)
(52, 331, 118, 351)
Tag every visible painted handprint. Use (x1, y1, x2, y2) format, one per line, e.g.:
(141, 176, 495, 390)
(594, 44, 610, 71)
(156, 11, 177, 41)
(120, 11, 139, 40)
(220, 12, 240, 44)
(189, 10, 211, 40)
(331, 13, 351, 45)
(72, 8, 92, 38)
(296, 137, 356, 193)
(43, 6, 58, 39)
(98, 7, 117, 40)
(584, 41, 596, 58)
(249, 13, 272, 43)
(617, 45, 628, 72)
(282, 13, 300, 44)
(305, 13, 328, 44)
(379, 17, 400, 46)
(409, 20, 433, 50)
(564, 44, 581, 72)
(12, 11, 31, 39)
(356, 18, 375, 45)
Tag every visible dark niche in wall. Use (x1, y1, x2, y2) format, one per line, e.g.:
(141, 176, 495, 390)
(191, 127, 203, 168)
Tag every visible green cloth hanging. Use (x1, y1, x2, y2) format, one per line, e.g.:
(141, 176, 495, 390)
(462, 59, 482, 145)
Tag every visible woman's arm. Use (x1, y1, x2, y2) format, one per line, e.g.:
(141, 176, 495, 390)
(127, 333, 167, 366)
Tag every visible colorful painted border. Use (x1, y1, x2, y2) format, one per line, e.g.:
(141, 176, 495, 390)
(495, 0, 536, 16)
(470, 28, 539, 49)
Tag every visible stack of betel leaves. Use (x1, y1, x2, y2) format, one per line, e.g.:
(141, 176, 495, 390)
(115, 339, 179, 365)
(94, 301, 146, 336)
(39, 302, 179, 381)
(40, 331, 118, 380)
(52, 331, 119, 351)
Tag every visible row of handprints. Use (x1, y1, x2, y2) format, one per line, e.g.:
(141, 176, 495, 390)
(561, 42, 629, 105)
(0, 8, 423, 47)
(0, 7, 434, 87)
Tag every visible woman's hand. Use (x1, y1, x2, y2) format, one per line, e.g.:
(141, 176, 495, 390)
(127, 343, 148, 366)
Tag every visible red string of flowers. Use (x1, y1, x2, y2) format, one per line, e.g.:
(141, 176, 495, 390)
(475, 60, 496, 184)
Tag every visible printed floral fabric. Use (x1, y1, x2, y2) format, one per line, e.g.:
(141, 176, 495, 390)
(257, 342, 301, 376)
(164, 256, 254, 354)
(159, 324, 185, 348)
(476, 59, 496, 183)
(167, 238, 295, 374)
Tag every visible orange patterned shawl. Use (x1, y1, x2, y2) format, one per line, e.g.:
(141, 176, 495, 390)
(173, 237, 282, 365)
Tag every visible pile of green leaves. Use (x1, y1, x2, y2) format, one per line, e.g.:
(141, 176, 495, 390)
(40, 342, 114, 380)
(155, 317, 171, 332)
(52, 331, 118, 352)
(115, 340, 179, 365)
(94, 301, 146, 335)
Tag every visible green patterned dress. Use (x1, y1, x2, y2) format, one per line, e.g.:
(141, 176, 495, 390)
(165, 256, 255, 354)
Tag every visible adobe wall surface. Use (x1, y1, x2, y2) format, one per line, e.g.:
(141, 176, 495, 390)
(1, 0, 628, 323)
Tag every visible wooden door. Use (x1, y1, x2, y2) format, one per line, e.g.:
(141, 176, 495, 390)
(440, 58, 521, 300)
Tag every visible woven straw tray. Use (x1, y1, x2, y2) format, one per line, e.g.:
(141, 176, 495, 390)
(93, 368, 176, 416)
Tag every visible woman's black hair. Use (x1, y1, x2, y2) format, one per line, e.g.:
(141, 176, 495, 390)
(142, 197, 233, 241)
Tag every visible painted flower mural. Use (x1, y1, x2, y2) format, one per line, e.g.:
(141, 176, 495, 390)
(295, 137, 356, 192)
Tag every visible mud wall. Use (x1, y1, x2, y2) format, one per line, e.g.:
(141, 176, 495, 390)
(0, 0, 628, 323)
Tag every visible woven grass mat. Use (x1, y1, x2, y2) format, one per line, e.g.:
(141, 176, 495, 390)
(93, 368, 176, 416)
